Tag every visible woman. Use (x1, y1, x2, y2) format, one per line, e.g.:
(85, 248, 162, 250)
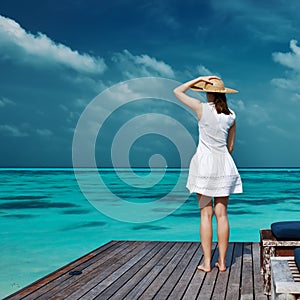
(174, 75, 243, 272)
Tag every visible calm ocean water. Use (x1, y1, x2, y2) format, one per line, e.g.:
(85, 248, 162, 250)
(1, 168, 300, 298)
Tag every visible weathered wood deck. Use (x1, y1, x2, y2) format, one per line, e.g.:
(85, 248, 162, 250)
(4, 241, 269, 300)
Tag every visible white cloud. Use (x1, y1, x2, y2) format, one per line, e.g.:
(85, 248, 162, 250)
(63, 74, 106, 93)
(139, 2, 180, 30)
(0, 124, 54, 138)
(0, 97, 15, 107)
(59, 104, 69, 112)
(0, 15, 106, 74)
(59, 103, 80, 123)
(161, 15, 180, 30)
(267, 125, 293, 139)
(210, 0, 297, 42)
(273, 40, 300, 72)
(243, 14, 294, 42)
(271, 78, 294, 90)
(74, 99, 88, 108)
(228, 99, 245, 112)
(112, 49, 175, 79)
(64, 127, 75, 134)
(228, 98, 270, 126)
(291, 93, 300, 102)
(36, 128, 53, 136)
(245, 104, 270, 126)
(196, 65, 212, 76)
(272, 39, 300, 93)
(0, 124, 28, 137)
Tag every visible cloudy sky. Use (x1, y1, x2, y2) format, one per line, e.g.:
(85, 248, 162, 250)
(0, 0, 300, 168)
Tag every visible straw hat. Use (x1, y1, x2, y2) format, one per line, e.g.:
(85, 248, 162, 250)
(191, 77, 238, 94)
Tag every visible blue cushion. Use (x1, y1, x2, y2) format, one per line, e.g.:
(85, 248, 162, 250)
(295, 248, 300, 272)
(271, 221, 300, 240)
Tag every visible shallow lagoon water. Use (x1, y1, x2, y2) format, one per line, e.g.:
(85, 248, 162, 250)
(1, 168, 300, 298)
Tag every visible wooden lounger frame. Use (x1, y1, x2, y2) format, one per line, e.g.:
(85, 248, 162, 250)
(270, 256, 300, 300)
(260, 229, 300, 295)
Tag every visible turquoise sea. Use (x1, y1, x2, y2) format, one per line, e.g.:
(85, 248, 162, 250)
(1, 168, 300, 298)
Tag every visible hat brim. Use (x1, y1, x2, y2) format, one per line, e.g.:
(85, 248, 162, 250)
(190, 86, 238, 94)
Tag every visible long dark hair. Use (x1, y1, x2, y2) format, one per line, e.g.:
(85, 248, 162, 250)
(212, 93, 231, 115)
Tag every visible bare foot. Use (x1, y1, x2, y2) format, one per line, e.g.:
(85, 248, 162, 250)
(197, 264, 211, 272)
(215, 262, 226, 272)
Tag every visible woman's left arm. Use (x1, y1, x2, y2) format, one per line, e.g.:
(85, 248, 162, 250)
(227, 122, 236, 154)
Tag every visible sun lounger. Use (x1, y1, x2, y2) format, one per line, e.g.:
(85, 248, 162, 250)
(270, 248, 300, 300)
(260, 221, 300, 295)
(296, 248, 300, 272)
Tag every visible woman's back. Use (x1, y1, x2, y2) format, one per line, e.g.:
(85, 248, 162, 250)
(198, 102, 236, 154)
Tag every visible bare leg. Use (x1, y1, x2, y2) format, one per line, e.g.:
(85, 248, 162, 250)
(197, 194, 213, 272)
(214, 196, 229, 271)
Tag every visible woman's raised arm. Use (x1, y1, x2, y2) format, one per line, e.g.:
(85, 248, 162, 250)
(173, 76, 220, 119)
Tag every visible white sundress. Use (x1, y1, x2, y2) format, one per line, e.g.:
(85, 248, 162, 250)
(186, 102, 243, 197)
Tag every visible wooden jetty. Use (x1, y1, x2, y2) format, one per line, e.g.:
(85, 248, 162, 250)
(4, 241, 268, 300)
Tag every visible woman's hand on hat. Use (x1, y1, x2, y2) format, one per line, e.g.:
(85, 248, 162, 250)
(196, 76, 221, 83)
(183, 75, 221, 89)
(174, 75, 221, 94)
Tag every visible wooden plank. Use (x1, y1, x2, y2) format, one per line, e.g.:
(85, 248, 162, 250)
(152, 242, 194, 300)
(79, 241, 161, 300)
(94, 241, 166, 299)
(167, 243, 202, 299)
(63, 241, 154, 300)
(3, 240, 120, 300)
(182, 242, 217, 300)
(136, 242, 189, 300)
(28, 241, 132, 300)
(225, 242, 243, 300)
(3, 241, 271, 300)
(21, 240, 131, 300)
(42, 241, 143, 299)
(197, 242, 220, 299)
(241, 242, 254, 300)
(153, 242, 199, 300)
(118, 242, 177, 300)
(211, 242, 235, 300)
(252, 242, 268, 300)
